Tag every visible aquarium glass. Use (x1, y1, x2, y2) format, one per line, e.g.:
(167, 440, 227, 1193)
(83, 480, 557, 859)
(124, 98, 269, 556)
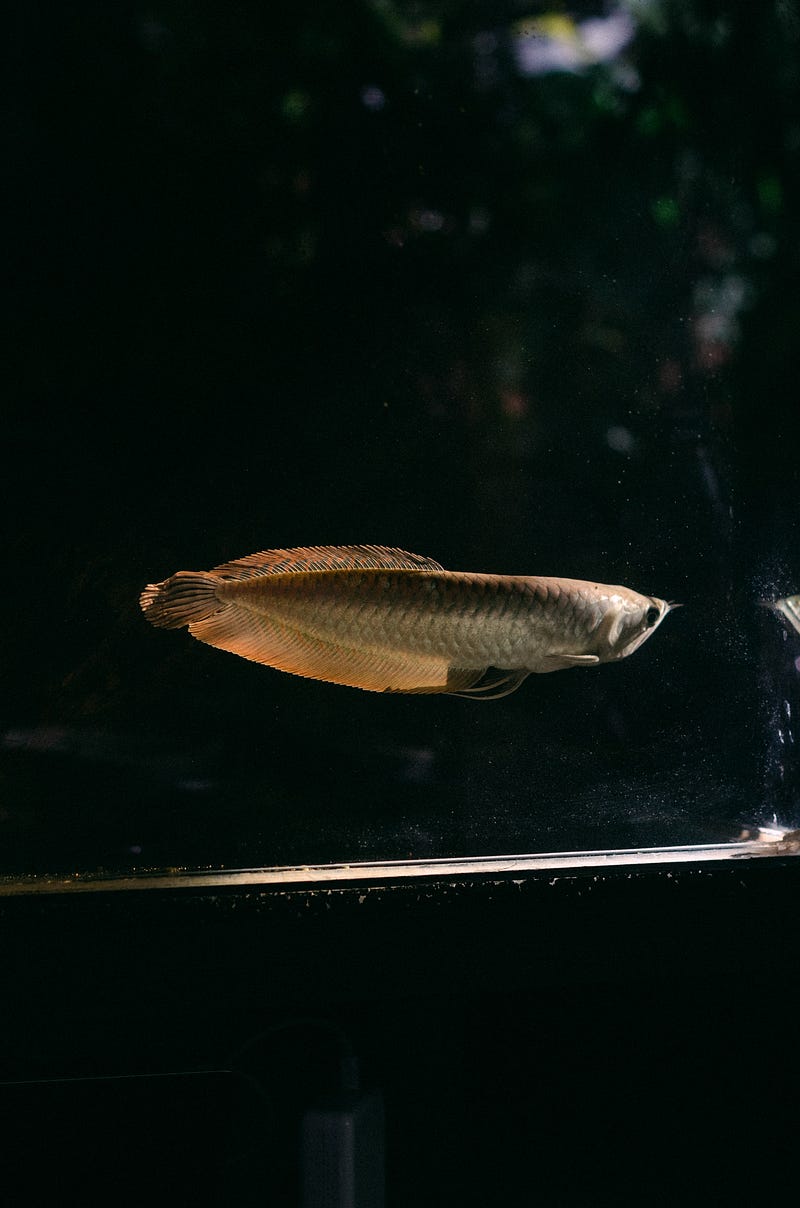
(5, 0, 800, 890)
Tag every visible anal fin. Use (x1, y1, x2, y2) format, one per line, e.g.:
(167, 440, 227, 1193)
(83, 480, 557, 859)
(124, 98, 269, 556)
(188, 604, 455, 693)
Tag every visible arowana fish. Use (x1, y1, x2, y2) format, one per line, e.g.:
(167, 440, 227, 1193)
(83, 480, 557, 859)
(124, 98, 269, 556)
(770, 594, 800, 634)
(140, 545, 675, 698)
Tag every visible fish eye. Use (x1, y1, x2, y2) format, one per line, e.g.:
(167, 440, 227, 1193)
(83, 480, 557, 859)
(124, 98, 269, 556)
(645, 605, 660, 627)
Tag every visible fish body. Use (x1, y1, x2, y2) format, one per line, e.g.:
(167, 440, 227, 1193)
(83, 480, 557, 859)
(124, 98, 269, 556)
(140, 545, 673, 697)
(772, 594, 800, 634)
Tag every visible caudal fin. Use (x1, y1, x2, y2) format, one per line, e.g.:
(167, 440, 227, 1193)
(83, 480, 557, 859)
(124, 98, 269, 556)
(139, 571, 222, 629)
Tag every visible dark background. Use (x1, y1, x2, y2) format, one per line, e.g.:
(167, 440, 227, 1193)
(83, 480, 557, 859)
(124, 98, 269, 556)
(2, 859, 800, 1206)
(6, 0, 800, 879)
(4, 6, 800, 1204)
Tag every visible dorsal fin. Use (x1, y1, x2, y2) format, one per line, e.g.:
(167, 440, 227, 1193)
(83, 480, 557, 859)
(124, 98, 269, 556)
(210, 544, 444, 580)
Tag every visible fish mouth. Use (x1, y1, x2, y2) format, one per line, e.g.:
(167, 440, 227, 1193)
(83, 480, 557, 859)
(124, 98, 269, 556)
(666, 601, 683, 611)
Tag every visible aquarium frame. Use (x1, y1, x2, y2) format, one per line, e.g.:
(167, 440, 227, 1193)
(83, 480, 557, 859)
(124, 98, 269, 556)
(0, 828, 797, 897)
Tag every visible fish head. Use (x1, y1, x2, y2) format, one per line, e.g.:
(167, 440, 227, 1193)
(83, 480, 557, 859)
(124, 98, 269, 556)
(607, 595, 675, 661)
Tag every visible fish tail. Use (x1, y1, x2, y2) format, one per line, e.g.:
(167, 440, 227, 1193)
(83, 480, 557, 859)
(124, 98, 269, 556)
(139, 571, 222, 630)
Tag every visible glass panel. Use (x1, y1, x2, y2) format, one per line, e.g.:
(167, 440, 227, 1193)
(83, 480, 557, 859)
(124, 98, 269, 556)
(5, 2, 800, 889)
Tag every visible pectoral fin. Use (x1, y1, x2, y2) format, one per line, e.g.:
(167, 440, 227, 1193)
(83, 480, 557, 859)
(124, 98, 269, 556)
(543, 653, 601, 670)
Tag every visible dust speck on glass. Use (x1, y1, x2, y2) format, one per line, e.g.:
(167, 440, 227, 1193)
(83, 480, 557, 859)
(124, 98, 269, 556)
(4, 2, 800, 890)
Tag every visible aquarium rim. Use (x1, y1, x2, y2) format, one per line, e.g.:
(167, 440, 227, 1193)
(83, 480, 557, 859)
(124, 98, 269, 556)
(0, 830, 797, 897)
